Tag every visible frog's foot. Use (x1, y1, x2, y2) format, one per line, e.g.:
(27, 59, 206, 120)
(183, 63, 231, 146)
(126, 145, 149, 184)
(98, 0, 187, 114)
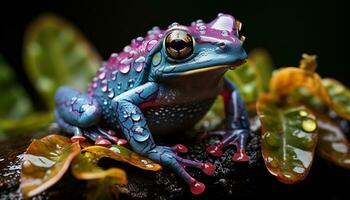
(83, 128, 128, 146)
(206, 129, 250, 162)
(147, 146, 215, 195)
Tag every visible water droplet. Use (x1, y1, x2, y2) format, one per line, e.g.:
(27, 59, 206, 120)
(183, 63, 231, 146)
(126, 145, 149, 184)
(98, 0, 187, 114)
(152, 26, 160, 31)
(217, 13, 224, 17)
(198, 25, 206, 31)
(135, 62, 144, 72)
(196, 19, 203, 23)
(128, 79, 134, 88)
(131, 113, 141, 121)
(103, 100, 108, 105)
(98, 71, 106, 80)
(92, 82, 98, 88)
(135, 56, 145, 63)
(120, 57, 133, 65)
(123, 45, 131, 52)
(147, 40, 158, 52)
(101, 84, 108, 92)
(119, 64, 131, 74)
(108, 90, 115, 98)
(171, 22, 179, 27)
(302, 119, 317, 132)
(117, 82, 122, 90)
(221, 30, 229, 36)
(134, 126, 144, 133)
(112, 75, 116, 81)
(136, 36, 144, 41)
(107, 53, 118, 67)
(299, 110, 308, 117)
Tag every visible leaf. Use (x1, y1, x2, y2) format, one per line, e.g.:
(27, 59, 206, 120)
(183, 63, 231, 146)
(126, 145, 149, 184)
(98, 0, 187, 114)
(322, 78, 350, 120)
(82, 145, 162, 171)
(20, 134, 81, 198)
(226, 49, 273, 106)
(257, 94, 318, 184)
(71, 151, 127, 183)
(0, 55, 33, 119)
(270, 54, 350, 120)
(316, 114, 350, 169)
(24, 13, 102, 109)
(0, 112, 53, 139)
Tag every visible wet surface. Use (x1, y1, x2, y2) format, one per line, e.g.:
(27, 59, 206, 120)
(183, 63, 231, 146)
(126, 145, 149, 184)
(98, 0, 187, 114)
(0, 119, 349, 200)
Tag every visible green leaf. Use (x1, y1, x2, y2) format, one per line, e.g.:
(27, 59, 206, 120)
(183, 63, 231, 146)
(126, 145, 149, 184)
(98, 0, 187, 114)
(71, 151, 127, 183)
(317, 114, 350, 169)
(0, 55, 33, 119)
(82, 145, 162, 171)
(257, 94, 318, 184)
(322, 78, 350, 120)
(20, 134, 81, 198)
(24, 13, 102, 109)
(225, 49, 273, 107)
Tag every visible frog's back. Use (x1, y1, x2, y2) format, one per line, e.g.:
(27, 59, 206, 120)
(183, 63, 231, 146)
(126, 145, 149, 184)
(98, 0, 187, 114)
(88, 27, 164, 98)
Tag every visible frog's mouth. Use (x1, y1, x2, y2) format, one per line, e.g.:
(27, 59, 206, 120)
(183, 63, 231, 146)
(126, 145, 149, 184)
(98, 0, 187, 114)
(180, 59, 246, 76)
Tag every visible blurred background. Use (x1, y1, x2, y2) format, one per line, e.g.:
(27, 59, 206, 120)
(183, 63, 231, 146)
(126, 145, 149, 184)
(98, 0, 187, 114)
(0, 1, 348, 199)
(0, 0, 348, 108)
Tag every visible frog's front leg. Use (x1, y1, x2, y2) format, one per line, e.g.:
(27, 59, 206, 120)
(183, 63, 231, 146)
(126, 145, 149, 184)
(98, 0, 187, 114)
(206, 77, 250, 162)
(113, 82, 215, 195)
(55, 86, 103, 142)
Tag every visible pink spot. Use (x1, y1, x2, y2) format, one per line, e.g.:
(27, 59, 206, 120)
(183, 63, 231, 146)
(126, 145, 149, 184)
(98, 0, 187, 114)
(202, 162, 215, 176)
(95, 136, 111, 146)
(117, 139, 128, 145)
(147, 40, 158, 52)
(119, 64, 131, 74)
(92, 82, 98, 88)
(189, 180, 205, 195)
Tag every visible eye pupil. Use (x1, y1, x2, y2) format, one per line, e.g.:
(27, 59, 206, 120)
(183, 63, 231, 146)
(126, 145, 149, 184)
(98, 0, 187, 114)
(165, 30, 194, 60)
(170, 39, 190, 51)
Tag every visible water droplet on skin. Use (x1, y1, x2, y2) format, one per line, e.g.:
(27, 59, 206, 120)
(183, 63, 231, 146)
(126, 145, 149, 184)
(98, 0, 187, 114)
(147, 40, 158, 52)
(123, 45, 131, 52)
(217, 13, 224, 17)
(302, 119, 317, 132)
(101, 79, 107, 85)
(101, 85, 108, 92)
(117, 82, 122, 90)
(92, 82, 98, 88)
(108, 90, 115, 98)
(119, 64, 131, 74)
(135, 56, 145, 63)
(131, 113, 141, 121)
(98, 72, 106, 80)
(120, 57, 133, 65)
(135, 62, 144, 72)
(128, 79, 134, 88)
(196, 19, 203, 23)
(134, 126, 144, 134)
(136, 36, 144, 41)
(112, 75, 116, 81)
(171, 22, 179, 27)
(103, 100, 108, 105)
(198, 25, 206, 31)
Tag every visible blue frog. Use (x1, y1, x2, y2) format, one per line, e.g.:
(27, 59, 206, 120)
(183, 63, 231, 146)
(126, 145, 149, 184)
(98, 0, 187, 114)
(54, 13, 249, 195)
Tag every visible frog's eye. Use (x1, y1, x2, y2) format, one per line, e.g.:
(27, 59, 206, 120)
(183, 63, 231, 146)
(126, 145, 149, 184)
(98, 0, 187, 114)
(165, 30, 194, 60)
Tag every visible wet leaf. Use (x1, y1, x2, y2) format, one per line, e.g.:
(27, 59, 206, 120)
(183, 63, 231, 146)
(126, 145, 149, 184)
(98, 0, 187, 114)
(322, 78, 350, 120)
(71, 151, 127, 183)
(24, 14, 102, 109)
(226, 49, 273, 106)
(257, 94, 318, 184)
(270, 54, 350, 120)
(20, 134, 81, 197)
(82, 145, 162, 171)
(0, 112, 53, 139)
(0, 55, 33, 119)
(317, 114, 350, 169)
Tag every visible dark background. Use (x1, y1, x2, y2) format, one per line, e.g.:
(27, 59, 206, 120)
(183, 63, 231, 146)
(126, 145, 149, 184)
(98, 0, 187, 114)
(0, 0, 348, 91)
(0, 1, 349, 199)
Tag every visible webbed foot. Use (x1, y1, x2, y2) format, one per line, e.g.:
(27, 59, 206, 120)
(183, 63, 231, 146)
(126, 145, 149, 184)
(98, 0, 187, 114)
(206, 129, 250, 162)
(147, 145, 215, 195)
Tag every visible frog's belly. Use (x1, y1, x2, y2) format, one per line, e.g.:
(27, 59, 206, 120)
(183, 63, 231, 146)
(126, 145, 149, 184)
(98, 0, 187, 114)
(143, 99, 214, 136)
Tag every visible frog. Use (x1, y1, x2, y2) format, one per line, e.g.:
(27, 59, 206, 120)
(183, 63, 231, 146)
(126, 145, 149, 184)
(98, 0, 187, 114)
(54, 13, 249, 195)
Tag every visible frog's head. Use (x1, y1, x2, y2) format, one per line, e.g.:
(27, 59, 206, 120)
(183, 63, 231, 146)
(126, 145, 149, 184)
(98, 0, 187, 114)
(146, 13, 247, 81)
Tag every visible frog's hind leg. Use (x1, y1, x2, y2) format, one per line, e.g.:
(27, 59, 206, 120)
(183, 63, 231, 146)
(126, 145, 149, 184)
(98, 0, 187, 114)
(54, 86, 101, 143)
(206, 78, 250, 162)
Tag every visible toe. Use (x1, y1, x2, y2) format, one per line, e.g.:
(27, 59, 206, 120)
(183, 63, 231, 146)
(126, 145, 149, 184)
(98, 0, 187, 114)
(189, 180, 205, 195)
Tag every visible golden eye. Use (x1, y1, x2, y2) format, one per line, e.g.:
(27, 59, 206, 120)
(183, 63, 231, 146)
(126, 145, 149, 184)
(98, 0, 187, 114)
(165, 30, 194, 60)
